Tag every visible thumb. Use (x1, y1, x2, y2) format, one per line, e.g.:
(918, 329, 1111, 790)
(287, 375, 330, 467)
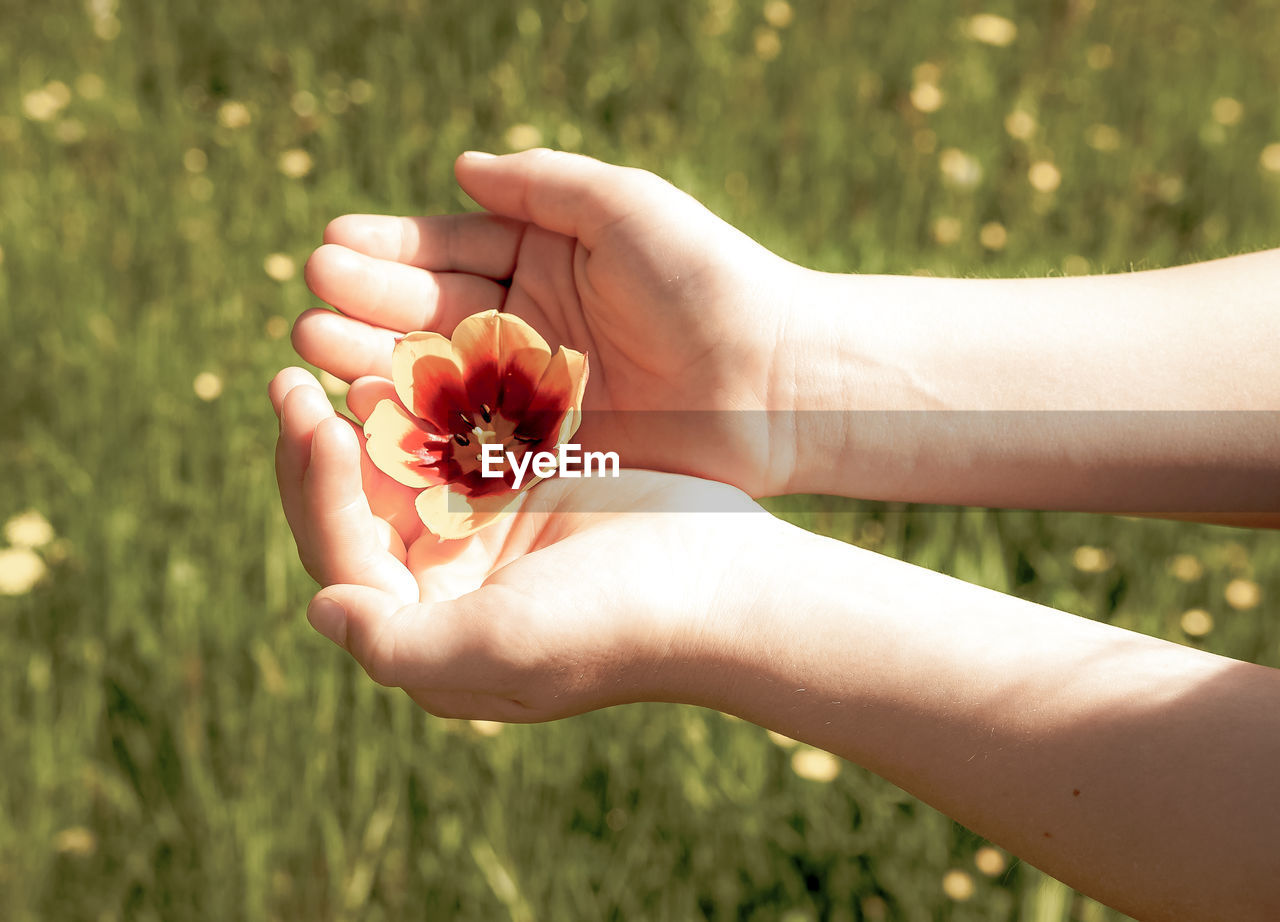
(454, 148, 670, 247)
(304, 416, 419, 602)
(307, 584, 411, 687)
(308, 582, 527, 692)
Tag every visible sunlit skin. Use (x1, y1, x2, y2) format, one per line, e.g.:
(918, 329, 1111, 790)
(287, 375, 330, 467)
(277, 150, 1280, 921)
(297, 149, 1280, 523)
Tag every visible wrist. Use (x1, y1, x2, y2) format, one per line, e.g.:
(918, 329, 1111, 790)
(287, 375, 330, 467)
(662, 512, 829, 714)
(767, 268, 932, 497)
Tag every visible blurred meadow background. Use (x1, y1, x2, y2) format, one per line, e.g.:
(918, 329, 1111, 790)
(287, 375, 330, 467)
(4, 0, 1280, 919)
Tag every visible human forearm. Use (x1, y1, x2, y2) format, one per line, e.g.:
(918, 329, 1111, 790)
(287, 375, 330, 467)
(777, 250, 1280, 517)
(683, 522, 1280, 921)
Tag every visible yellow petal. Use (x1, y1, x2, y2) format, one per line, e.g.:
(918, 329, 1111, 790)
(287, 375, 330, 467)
(414, 484, 526, 540)
(452, 310, 551, 366)
(519, 346, 589, 446)
(391, 332, 468, 428)
(363, 399, 448, 488)
(450, 310, 554, 414)
(556, 347, 589, 442)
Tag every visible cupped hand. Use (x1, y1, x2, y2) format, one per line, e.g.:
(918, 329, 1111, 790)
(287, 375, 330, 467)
(270, 367, 778, 721)
(293, 149, 811, 496)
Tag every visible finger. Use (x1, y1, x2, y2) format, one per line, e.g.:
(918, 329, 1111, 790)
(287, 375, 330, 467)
(279, 377, 334, 490)
(269, 366, 322, 420)
(274, 372, 415, 565)
(324, 213, 527, 280)
(303, 416, 419, 601)
(277, 378, 338, 573)
(305, 243, 507, 334)
(291, 307, 398, 382)
(306, 585, 410, 686)
(454, 148, 666, 248)
(346, 375, 399, 423)
(306, 585, 387, 654)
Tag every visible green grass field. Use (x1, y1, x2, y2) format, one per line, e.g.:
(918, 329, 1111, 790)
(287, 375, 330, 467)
(4, 0, 1279, 918)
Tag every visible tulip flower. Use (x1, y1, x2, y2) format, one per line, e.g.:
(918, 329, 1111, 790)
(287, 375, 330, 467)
(363, 310, 588, 539)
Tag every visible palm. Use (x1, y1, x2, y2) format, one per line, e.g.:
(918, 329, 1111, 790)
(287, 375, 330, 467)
(335, 469, 762, 721)
(502, 221, 748, 411)
(389, 457, 736, 604)
(394, 475, 626, 606)
(509, 218, 796, 491)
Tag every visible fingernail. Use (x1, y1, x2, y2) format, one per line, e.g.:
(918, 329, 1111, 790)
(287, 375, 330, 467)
(460, 150, 496, 161)
(308, 597, 347, 645)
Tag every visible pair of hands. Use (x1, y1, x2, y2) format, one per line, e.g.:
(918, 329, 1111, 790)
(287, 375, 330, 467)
(271, 149, 810, 719)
